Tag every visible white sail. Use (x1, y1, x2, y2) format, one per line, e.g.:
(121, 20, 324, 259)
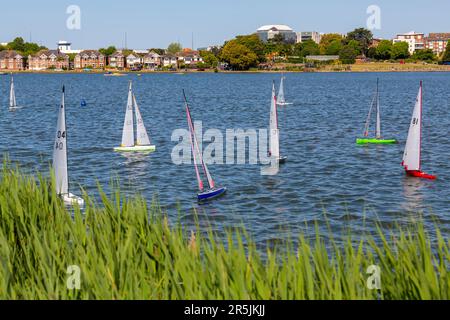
(363, 95, 376, 137)
(10, 75, 16, 108)
(121, 82, 135, 147)
(269, 83, 280, 159)
(53, 86, 69, 195)
(277, 76, 286, 105)
(375, 80, 382, 139)
(402, 82, 422, 171)
(133, 94, 151, 146)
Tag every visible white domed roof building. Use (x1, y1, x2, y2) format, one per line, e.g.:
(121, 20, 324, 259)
(256, 25, 297, 43)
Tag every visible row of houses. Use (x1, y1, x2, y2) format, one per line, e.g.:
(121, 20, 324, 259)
(391, 32, 450, 55)
(0, 49, 204, 71)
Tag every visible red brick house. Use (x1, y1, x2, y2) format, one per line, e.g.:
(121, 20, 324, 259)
(425, 33, 450, 56)
(28, 50, 69, 70)
(0, 50, 25, 70)
(108, 51, 126, 69)
(74, 50, 106, 69)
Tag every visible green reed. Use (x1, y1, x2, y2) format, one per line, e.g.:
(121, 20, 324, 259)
(0, 163, 448, 300)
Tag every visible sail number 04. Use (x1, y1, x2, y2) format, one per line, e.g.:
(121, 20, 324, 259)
(55, 131, 66, 150)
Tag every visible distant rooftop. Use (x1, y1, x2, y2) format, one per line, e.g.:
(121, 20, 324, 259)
(257, 25, 293, 32)
(397, 31, 424, 36)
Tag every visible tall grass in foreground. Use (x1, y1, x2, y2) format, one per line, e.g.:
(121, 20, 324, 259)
(0, 164, 449, 300)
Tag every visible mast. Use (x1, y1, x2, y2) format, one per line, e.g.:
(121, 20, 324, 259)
(419, 80, 423, 170)
(53, 85, 69, 195)
(64, 86, 70, 194)
(375, 78, 381, 139)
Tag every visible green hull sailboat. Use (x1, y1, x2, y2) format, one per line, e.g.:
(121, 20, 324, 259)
(356, 138, 397, 145)
(356, 79, 397, 145)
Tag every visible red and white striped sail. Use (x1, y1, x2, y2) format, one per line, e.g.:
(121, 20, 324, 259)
(184, 93, 215, 191)
(402, 82, 422, 171)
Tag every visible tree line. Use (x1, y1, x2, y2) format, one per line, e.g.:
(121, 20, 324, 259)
(3, 32, 450, 71)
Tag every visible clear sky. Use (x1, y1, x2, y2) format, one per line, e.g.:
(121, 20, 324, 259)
(1, 0, 449, 50)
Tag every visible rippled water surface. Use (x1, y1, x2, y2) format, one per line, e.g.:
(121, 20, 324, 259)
(1, 72, 449, 243)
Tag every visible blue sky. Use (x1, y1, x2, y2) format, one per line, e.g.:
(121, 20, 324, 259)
(1, 0, 449, 50)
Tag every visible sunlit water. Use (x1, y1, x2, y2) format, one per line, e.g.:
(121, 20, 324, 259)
(1, 72, 449, 245)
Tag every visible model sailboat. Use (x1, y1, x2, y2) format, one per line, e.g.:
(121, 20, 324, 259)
(269, 82, 287, 164)
(276, 74, 293, 106)
(53, 86, 85, 206)
(183, 90, 227, 202)
(114, 81, 156, 152)
(357, 79, 397, 145)
(402, 81, 436, 180)
(9, 74, 18, 110)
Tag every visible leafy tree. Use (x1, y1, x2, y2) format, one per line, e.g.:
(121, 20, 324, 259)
(325, 39, 343, 55)
(375, 40, 393, 60)
(67, 53, 77, 62)
(0, 44, 6, 52)
(122, 49, 134, 57)
(346, 28, 373, 56)
(7, 37, 26, 52)
(148, 48, 165, 55)
(442, 40, 450, 62)
(411, 49, 436, 62)
(319, 33, 343, 54)
(339, 44, 359, 64)
(293, 40, 320, 58)
(367, 47, 377, 59)
(199, 50, 218, 68)
(234, 34, 266, 63)
(270, 34, 285, 45)
(167, 42, 182, 54)
(220, 41, 258, 70)
(6, 37, 46, 56)
(99, 46, 117, 56)
(391, 42, 410, 60)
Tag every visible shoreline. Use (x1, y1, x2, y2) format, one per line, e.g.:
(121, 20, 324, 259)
(4, 70, 450, 75)
(3, 64, 450, 75)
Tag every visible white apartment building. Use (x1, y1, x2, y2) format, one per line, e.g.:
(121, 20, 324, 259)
(296, 31, 322, 44)
(257, 25, 297, 43)
(57, 40, 82, 54)
(393, 31, 425, 54)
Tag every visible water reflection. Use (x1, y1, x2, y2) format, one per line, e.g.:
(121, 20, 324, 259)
(401, 176, 425, 213)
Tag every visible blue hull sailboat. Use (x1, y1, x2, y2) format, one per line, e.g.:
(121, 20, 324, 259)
(183, 90, 227, 202)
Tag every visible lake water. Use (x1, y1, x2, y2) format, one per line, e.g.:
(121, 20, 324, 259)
(1, 72, 450, 244)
